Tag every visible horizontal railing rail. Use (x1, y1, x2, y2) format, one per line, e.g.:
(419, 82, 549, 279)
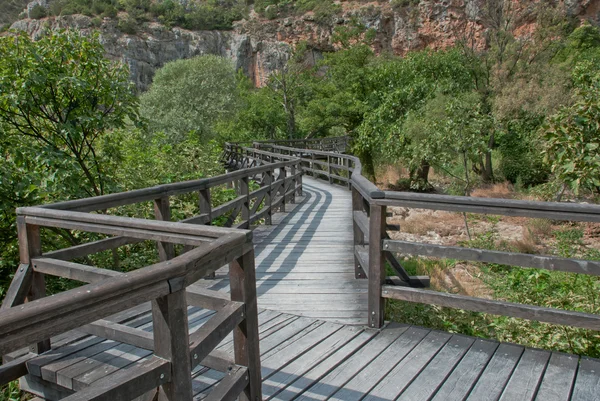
(0, 145, 303, 400)
(246, 140, 600, 331)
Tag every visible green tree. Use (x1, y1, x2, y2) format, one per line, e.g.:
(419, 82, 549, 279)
(543, 60, 600, 196)
(0, 30, 139, 197)
(0, 30, 139, 298)
(140, 55, 239, 142)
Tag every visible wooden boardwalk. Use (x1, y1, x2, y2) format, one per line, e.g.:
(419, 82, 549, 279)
(6, 167, 600, 400)
(203, 177, 368, 325)
(14, 304, 599, 401)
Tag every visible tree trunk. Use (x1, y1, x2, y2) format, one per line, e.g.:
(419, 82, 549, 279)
(481, 133, 495, 183)
(410, 160, 431, 189)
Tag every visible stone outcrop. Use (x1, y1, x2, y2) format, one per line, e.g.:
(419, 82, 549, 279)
(10, 1, 600, 91)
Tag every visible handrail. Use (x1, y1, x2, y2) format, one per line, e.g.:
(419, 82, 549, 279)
(240, 141, 600, 332)
(0, 145, 305, 400)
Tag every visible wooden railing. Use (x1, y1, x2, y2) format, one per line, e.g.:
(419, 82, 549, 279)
(250, 136, 350, 153)
(0, 146, 303, 400)
(242, 142, 600, 331)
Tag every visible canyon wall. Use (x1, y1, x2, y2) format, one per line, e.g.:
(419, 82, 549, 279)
(10, 0, 600, 91)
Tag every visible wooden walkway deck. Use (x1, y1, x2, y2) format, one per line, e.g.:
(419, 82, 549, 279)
(15, 304, 599, 401)
(203, 177, 368, 325)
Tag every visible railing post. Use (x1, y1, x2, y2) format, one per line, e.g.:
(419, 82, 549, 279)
(230, 249, 262, 401)
(368, 203, 386, 328)
(311, 153, 316, 178)
(16, 216, 50, 354)
(296, 161, 303, 197)
(152, 289, 193, 401)
(290, 164, 296, 204)
(352, 189, 366, 279)
(266, 169, 273, 225)
(241, 176, 250, 228)
(154, 196, 175, 261)
(199, 189, 212, 225)
(328, 155, 333, 184)
(279, 167, 286, 213)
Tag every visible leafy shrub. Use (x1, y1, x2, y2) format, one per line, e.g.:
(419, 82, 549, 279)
(29, 4, 47, 19)
(117, 16, 138, 34)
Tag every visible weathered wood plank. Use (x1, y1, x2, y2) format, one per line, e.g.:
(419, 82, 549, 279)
(466, 343, 525, 401)
(384, 240, 600, 276)
(382, 285, 600, 330)
(397, 334, 476, 400)
(534, 352, 579, 401)
(499, 348, 551, 401)
(364, 330, 452, 400)
(328, 326, 430, 401)
(571, 356, 600, 401)
(430, 339, 499, 401)
(60, 356, 170, 401)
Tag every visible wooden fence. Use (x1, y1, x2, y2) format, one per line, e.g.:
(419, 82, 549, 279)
(248, 136, 349, 153)
(245, 142, 600, 331)
(0, 146, 303, 400)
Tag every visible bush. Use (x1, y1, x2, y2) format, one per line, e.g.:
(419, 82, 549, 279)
(117, 16, 138, 34)
(498, 116, 550, 188)
(29, 4, 47, 19)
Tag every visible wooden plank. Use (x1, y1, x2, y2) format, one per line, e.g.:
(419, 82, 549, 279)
(188, 302, 244, 370)
(498, 348, 551, 401)
(1, 263, 33, 310)
(186, 286, 231, 311)
(364, 330, 452, 400)
(384, 240, 600, 276)
(261, 322, 343, 370)
(353, 211, 369, 240)
(203, 366, 248, 401)
(534, 352, 579, 401)
(430, 339, 499, 401)
(378, 190, 600, 222)
(43, 237, 141, 262)
(77, 320, 154, 351)
(382, 285, 600, 331)
(0, 352, 35, 385)
(60, 356, 170, 401)
(268, 328, 378, 400)
(296, 325, 409, 401)
(570, 356, 600, 401)
(329, 326, 430, 401)
(397, 334, 476, 400)
(33, 258, 121, 283)
(466, 343, 525, 401)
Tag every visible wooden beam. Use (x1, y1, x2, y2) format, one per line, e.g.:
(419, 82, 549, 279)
(230, 249, 262, 401)
(60, 356, 171, 401)
(186, 285, 231, 311)
(43, 236, 141, 261)
(188, 301, 245, 370)
(1, 264, 33, 310)
(382, 285, 600, 331)
(368, 204, 386, 329)
(383, 240, 600, 276)
(0, 352, 35, 386)
(203, 366, 248, 401)
(152, 289, 193, 400)
(78, 319, 154, 350)
(32, 258, 121, 283)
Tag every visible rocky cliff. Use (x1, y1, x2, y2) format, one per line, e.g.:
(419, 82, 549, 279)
(10, 0, 600, 91)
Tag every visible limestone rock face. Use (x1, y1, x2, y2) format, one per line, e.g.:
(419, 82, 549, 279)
(10, 0, 599, 90)
(11, 15, 291, 91)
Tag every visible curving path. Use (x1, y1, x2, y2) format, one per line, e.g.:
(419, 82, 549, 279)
(204, 177, 368, 325)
